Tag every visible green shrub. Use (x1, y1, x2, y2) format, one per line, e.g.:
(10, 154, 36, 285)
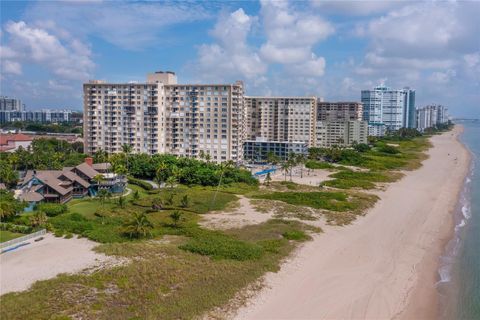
(322, 179, 375, 190)
(377, 144, 400, 154)
(0, 222, 32, 234)
(180, 228, 264, 261)
(36, 203, 68, 217)
(305, 160, 334, 170)
(282, 230, 309, 241)
(280, 181, 297, 190)
(127, 177, 153, 191)
(254, 191, 357, 212)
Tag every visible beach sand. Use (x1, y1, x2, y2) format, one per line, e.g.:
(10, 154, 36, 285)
(235, 126, 470, 319)
(0, 233, 117, 295)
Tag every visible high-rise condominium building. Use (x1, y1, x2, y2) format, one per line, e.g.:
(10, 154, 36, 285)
(317, 102, 363, 121)
(0, 96, 24, 112)
(416, 105, 449, 132)
(361, 85, 415, 136)
(315, 101, 367, 148)
(83, 71, 245, 163)
(245, 96, 316, 146)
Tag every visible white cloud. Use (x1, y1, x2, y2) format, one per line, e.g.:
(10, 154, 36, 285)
(260, 0, 333, 68)
(349, 0, 479, 101)
(310, 0, 409, 16)
(287, 54, 326, 77)
(260, 44, 310, 64)
(23, 1, 212, 50)
(3, 21, 94, 81)
(3, 60, 22, 75)
(429, 69, 456, 84)
(194, 9, 267, 82)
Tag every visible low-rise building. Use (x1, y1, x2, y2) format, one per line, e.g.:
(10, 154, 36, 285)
(243, 138, 307, 163)
(17, 158, 126, 209)
(0, 133, 33, 152)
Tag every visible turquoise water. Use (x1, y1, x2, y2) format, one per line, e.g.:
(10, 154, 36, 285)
(439, 121, 480, 319)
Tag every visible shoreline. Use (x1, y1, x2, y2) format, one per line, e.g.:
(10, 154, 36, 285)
(401, 125, 472, 319)
(234, 126, 471, 319)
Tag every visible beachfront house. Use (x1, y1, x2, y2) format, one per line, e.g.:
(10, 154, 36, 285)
(16, 158, 126, 209)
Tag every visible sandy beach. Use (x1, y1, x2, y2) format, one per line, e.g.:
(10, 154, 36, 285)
(0, 234, 117, 295)
(235, 126, 471, 319)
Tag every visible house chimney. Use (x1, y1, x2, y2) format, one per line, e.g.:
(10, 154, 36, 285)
(85, 157, 93, 167)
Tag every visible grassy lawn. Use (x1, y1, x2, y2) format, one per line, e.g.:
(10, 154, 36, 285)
(0, 230, 23, 243)
(49, 184, 240, 243)
(0, 219, 318, 320)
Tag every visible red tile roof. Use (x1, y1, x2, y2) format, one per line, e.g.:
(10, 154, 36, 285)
(0, 133, 33, 145)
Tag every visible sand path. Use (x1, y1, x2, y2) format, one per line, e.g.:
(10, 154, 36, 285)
(0, 234, 116, 295)
(235, 127, 470, 319)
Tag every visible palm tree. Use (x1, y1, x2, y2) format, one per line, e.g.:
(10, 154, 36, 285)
(169, 210, 182, 227)
(114, 164, 128, 176)
(296, 154, 306, 179)
(156, 161, 168, 187)
(287, 152, 297, 181)
(123, 212, 153, 238)
(97, 189, 109, 206)
(264, 172, 272, 186)
(180, 194, 189, 208)
(118, 195, 126, 208)
(166, 176, 177, 191)
(132, 190, 140, 202)
(210, 160, 234, 209)
(280, 161, 289, 181)
(9, 153, 20, 171)
(92, 174, 105, 186)
(29, 211, 47, 228)
(121, 144, 133, 170)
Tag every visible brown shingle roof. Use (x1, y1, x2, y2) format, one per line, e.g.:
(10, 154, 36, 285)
(61, 170, 90, 188)
(74, 162, 100, 179)
(22, 170, 72, 196)
(19, 191, 44, 202)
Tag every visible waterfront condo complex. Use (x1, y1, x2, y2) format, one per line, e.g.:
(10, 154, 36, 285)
(416, 104, 449, 132)
(84, 71, 245, 163)
(84, 71, 375, 163)
(361, 85, 416, 136)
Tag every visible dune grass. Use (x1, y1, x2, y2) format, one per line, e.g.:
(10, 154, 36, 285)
(322, 170, 403, 190)
(0, 219, 317, 320)
(253, 191, 358, 212)
(305, 160, 335, 170)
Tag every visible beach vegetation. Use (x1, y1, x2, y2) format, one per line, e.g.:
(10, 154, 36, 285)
(35, 203, 67, 217)
(0, 218, 317, 320)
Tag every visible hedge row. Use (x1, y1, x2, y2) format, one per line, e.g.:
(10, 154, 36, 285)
(127, 177, 153, 191)
(0, 222, 33, 234)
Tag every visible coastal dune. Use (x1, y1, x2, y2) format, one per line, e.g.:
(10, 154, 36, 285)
(235, 126, 470, 319)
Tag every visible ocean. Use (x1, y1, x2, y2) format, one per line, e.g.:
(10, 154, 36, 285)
(438, 121, 480, 319)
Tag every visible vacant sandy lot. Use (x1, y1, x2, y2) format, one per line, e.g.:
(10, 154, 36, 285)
(0, 233, 116, 295)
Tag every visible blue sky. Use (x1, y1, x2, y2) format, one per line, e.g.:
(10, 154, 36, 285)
(1, 0, 479, 117)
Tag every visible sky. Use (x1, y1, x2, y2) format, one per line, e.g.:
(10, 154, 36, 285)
(0, 0, 479, 117)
